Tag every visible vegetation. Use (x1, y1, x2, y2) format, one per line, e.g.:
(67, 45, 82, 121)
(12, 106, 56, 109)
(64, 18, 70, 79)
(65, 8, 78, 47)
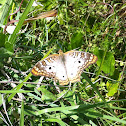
(0, 0, 126, 125)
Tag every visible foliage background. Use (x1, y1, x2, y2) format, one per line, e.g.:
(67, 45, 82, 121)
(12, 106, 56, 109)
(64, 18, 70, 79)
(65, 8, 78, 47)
(0, 0, 126, 125)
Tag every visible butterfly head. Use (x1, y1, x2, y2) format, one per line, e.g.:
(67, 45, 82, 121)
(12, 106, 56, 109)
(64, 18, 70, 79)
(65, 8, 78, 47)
(58, 50, 63, 55)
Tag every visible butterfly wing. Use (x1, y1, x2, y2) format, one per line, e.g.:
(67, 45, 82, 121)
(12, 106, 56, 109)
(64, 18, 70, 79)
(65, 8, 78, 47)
(31, 54, 59, 78)
(31, 50, 97, 85)
(64, 51, 98, 83)
(31, 53, 69, 85)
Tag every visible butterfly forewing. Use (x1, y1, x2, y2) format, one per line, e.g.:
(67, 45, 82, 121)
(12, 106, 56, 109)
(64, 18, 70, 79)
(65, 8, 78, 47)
(64, 51, 98, 83)
(31, 53, 69, 85)
(31, 54, 59, 78)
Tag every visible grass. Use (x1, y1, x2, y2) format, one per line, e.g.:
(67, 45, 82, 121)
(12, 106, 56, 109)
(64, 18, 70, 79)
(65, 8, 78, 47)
(0, 0, 126, 125)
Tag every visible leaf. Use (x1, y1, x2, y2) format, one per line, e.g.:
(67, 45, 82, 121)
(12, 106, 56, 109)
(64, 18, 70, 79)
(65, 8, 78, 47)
(106, 69, 121, 96)
(0, 0, 12, 24)
(106, 81, 119, 96)
(94, 49, 115, 76)
(45, 118, 66, 126)
(111, 69, 120, 80)
(38, 86, 57, 102)
(0, 47, 13, 58)
(69, 32, 83, 49)
(0, 33, 5, 47)
(0, 47, 13, 67)
(24, 10, 57, 24)
(5, 41, 14, 52)
(79, 1, 88, 6)
(0, 0, 7, 4)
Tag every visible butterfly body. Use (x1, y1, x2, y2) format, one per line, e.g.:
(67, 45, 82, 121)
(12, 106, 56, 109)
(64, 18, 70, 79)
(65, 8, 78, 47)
(31, 50, 97, 85)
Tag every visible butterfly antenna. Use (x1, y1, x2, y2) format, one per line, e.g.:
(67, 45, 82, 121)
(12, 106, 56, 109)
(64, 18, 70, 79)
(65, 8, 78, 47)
(56, 40, 64, 51)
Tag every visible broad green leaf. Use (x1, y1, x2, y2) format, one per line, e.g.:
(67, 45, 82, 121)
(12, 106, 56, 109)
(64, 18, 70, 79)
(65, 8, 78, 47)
(38, 86, 57, 101)
(69, 32, 83, 49)
(4, 41, 14, 52)
(0, 47, 13, 58)
(106, 69, 121, 96)
(94, 49, 115, 76)
(0, 47, 13, 67)
(106, 81, 119, 96)
(111, 69, 120, 80)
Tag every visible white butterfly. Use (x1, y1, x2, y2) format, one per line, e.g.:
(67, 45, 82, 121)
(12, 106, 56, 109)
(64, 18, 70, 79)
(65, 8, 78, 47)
(31, 50, 98, 85)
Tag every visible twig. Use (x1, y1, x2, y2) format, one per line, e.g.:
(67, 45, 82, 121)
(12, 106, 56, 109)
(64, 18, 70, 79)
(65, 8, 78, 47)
(86, 78, 101, 89)
(115, 60, 126, 64)
(85, 96, 97, 102)
(121, 62, 126, 80)
(53, 81, 61, 93)
(2, 95, 13, 126)
(4, 66, 30, 76)
(96, 2, 114, 17)
(36, 76, 44, 88)
(0, 111, 10, 126)
(83, 71, 119, 82)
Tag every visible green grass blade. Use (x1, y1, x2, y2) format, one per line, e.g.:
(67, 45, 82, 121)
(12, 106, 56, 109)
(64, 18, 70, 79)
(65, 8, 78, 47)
(45, 118, 66, 126)
(5, 0, 34, 52)
(20, 100, 24, 126)
(0, 90, 33, 93)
